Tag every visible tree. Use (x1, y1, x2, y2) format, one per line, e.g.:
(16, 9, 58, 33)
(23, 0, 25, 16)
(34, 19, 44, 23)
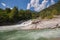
(5, 8, 11, 13)
(24, 10, 32, 20)
(46, 11, 53, 19)
(52, 9, 58, 15)
(39, 11, 46, 19)
(8, 7, 18, 22)
(18, 9, 25, 20)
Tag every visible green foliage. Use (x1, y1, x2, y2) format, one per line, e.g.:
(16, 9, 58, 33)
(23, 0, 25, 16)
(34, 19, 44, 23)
(5, 8, 11, 13)
(9, 7, 18, 19)
(39, 1, 60, 19)
(0, 1, 60, 25)
(0, 7, 36, 25)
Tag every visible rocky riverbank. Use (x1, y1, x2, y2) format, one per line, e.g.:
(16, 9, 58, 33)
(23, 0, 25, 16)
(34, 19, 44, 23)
(0, 16, 60, 30)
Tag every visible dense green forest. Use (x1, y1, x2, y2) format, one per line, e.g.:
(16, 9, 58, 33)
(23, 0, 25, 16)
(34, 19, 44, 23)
(0, 7, 39, 25)
(0, 1, 60, 26)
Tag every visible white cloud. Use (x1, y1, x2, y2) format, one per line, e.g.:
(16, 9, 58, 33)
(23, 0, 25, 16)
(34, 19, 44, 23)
(7, 6, 13, 9)
(47, 4, 50, 8)
(51, 0, 55, 5)
(34, 0, 48, 12)
(1, 2, 12, 9)
(10, 8, 13, 9)
(27, 3, 31, 9)
(1, 3, 6, 7)
(27, 0, 48, 12)
(27, 0, 55, 12)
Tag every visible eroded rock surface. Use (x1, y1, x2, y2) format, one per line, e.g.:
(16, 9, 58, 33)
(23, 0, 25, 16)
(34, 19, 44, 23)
(0, 17, 60, 30)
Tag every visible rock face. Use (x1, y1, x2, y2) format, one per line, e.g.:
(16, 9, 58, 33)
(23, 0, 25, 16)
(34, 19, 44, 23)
(20, 18, 60, 29)
(0, 17, 60, 30)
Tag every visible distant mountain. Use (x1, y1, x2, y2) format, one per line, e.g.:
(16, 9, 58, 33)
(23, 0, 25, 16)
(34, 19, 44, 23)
(41, 0, 60, 12)
(39, 1, 60, 19)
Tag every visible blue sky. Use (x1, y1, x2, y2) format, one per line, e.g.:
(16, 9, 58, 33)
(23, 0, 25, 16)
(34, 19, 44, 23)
(0, 0, 58, 10)
(0, 0, 30, 9)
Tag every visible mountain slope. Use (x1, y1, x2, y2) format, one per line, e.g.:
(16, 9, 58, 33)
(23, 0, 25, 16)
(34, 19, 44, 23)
(39, 1, 60, 19)
(0, 1, 60, 30)
(40, 1, 60, 13)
